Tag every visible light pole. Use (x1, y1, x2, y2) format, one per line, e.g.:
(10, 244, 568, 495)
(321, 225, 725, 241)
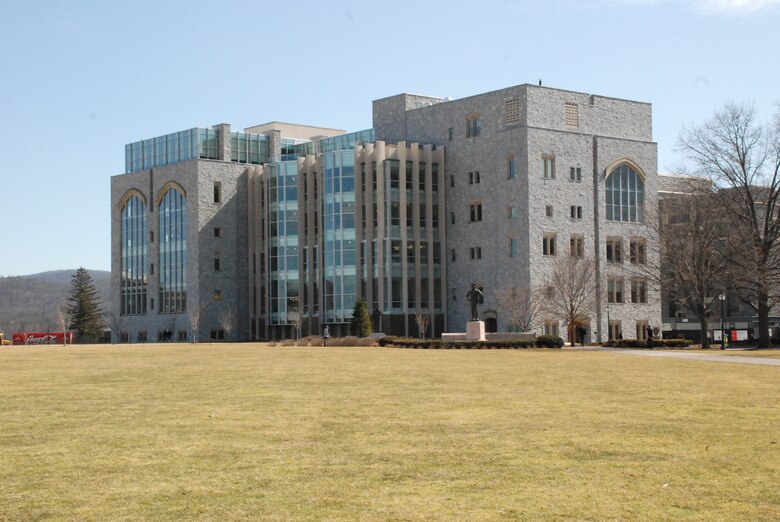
(606, 305, 611, 341)
(719, 293, 726, 350)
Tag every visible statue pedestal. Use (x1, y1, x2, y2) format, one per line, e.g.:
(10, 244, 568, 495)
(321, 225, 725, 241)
(466, 321, 486, 341)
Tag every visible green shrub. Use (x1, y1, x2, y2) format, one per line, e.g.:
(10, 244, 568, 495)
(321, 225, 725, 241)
(535, 335, 564, 348)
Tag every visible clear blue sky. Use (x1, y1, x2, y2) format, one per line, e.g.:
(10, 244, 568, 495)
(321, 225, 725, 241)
(1, 0, 778, 276)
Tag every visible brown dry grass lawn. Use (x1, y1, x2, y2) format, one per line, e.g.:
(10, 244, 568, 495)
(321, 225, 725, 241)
(1, 343, 778, 520)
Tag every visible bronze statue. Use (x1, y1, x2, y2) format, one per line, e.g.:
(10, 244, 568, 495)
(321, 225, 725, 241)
(466, 283, 484, 321)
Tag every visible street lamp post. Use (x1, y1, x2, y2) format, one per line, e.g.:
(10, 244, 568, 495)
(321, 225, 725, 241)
(719, 293, 726, 350)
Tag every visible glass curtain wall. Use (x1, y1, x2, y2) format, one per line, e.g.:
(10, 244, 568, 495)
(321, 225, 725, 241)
(126, 128, 219, 173)
(231, 132, 269, 164)
(322, 151, 356, 324)
(268, 162, 300, 326)
(159, 188, 187, 313)
(120, 195, 148, 315)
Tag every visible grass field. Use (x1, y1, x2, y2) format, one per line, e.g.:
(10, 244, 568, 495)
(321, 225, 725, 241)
(1, 344, 778, 520)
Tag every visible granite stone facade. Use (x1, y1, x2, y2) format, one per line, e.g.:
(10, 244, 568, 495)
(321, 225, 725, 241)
(111, 83, 660, 344)
(374, 84, 661, 341)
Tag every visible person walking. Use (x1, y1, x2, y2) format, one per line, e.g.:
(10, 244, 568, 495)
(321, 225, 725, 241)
(646, 325, 654, 349)
(323, 325, 330, 346)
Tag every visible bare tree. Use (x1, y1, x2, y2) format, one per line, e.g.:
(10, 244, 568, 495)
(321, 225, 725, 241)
(56, 303, 70, 346)
(494, 286, 542, 333)
(288, 304, 301, 340)
(107, 311, 124, 344)
(540, 255, 596, 345)
(218, 307, 238, 341)
(185, 303, 206, 343)
(639, 188, 727, 348)
(679, 102, 780, 347)
(414, 310, 430, 339)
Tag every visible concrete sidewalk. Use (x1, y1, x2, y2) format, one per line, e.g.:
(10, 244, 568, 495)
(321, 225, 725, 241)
(570, 346, 780, 366)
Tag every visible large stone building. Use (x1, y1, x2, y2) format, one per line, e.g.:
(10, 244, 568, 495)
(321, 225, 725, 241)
(111, 83, 661, 342)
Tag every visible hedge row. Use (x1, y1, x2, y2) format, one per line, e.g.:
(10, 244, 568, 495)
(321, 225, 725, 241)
(377, 335, 563, 349)
(603, 338, 693, 348)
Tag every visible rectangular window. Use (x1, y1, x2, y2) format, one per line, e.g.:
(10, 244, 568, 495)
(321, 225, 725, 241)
(606, 237, 623, 263)
(541, 155, 555, 179)
(607, 277, 624, 303)
(569, 167, 582, 182)
(631, 278, 648, 303)
(448, 127, 454, 141)
(213, 182, 222, 203)
(636, 320, 650, 340)
(466, 115, 481, 138)
(543, 233, 557, 256)
(508, 206, 518, 219)
(214, 290, 223, 301)
(508, 157, 516, 179)
(451, 249, 456, 262)
(388, 160, 400, 189)
(544, 319, 559, 337)
(450, 175, 455, 188)
(570, 205, 583, 220)
(469, 203, 482, 223)
(214, 227, 221, 238)
(630, 239, 647, 265)
(510, 237, 519, 257)
(468, 171, 480, 184)
(214, 257, 221, 271)
(570, 235, 584, 258)
(609, 320, 622, 341)
(545, 205, 553, 218)
(450, 211, 455, 225)
(470, 247, 482, 260)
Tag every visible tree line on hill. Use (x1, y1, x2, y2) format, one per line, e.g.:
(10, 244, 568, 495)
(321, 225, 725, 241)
(0, 269, 110, 341)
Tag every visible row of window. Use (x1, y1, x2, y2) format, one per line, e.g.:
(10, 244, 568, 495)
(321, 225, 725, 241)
(460, 160, 644, 226)
(456, 158, 582, 185)
(118, 328, 227, 343)
(451, 235, 647, 263)
(607, 277, 648, 304)
(541, 233, 647, 263)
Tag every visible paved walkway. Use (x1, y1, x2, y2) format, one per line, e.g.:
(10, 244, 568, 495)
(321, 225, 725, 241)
(570, 346, 780, 366)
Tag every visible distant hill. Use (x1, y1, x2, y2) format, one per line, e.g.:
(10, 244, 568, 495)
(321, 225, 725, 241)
(0, 269, 110, 334)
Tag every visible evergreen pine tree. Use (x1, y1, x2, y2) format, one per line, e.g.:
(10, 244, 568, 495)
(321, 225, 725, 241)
(65, 267, 104, 343)
(349, 297, 372, 337)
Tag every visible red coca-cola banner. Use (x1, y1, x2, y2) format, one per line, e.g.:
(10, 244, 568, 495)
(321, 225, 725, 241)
(12, 332, 73, 345)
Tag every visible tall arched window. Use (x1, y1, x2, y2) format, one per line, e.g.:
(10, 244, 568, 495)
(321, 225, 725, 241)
(120, 194, 148, 315)
(605, 163, 644, 223)
(159, 187, 187, 313)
